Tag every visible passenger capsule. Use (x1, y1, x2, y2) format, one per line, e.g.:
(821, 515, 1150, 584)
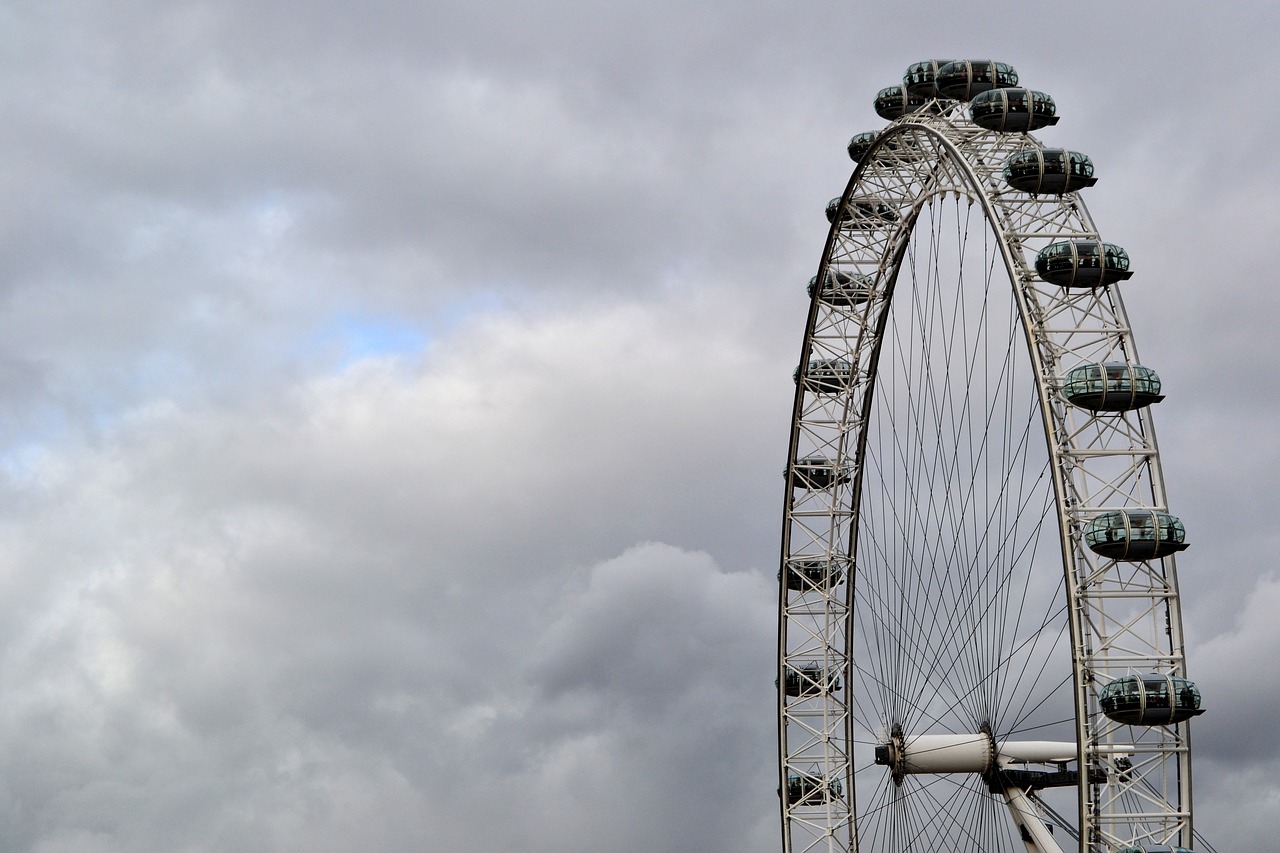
(848, 131, 919, 164)
(874, 85, 928, 120)
(1099, 674, 1205, 726)
(781, 557, 848, 592)
(1063, 363, 1163, 411)
(808, 270, 874, 306)
(1084, 510, 1188, 560)
(790, 457, 853, 490)
(903, 59, 955, 97)
(782, 663, 842, 697)
(794, 359, 855, 394)
(847, 131, 878, 162)
(826, 197, 900, 229)
(935, 60, 1019, 101)
(1113, 845, 1197, 853)
(1003, 148, 1095, 194)
(1035, 241, 1133, 288)
(970, 88, 1059, 132)
(782, 772, 844, 805)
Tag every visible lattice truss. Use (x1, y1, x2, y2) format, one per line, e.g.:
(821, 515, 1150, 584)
(778, 102, 1193, 853)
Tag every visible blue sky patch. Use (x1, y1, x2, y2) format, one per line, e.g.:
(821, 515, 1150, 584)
(319, 315, 430, 367)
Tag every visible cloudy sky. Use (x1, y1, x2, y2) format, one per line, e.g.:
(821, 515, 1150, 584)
(0, 2, 1275, 851)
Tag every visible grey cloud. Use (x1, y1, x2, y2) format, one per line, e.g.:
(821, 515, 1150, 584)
(0, 405, 776, 849)
(0, 1, 1272, 850)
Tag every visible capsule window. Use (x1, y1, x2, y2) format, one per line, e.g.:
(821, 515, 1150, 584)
(994, 62, 1017, 84)
(1105, 246, 1130, 269)
(905, 66, 927, 87)
(1069, 152, 1094, 176)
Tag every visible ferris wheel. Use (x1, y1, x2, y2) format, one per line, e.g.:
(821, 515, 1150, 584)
(777, 60, 1208, 853)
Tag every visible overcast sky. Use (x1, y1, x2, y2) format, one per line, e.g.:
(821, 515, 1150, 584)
(0, 2, 1275, 851)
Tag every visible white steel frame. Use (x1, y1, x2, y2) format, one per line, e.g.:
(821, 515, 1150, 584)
(778, 100, 1195, 853)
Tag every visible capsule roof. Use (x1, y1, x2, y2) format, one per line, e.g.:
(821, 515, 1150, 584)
(970, 88, 1059, 132)
(1099, 673, 1204, 726)
(1004, 148, 1096, 194)
(1085, 510, 1188, 560)
(935, 60, 1018, 101)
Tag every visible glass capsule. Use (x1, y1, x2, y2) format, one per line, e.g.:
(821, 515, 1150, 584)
(971, 88, 1059, 132)
(936, 60, 1019, 101)
(808, 270, 874, 306)
(1084, 510, 1188, 560)
(782, 663, 842, 697)
(874, 85, 928, 120)
(1099, 674, 1204, 726)
(790, 457, 853, 490)
(780, 557, 848, 592)
(1063, 362, 1163, 411)
(783, 772, 844, 805)
(826, 197, 900, 229)
(903, 59, 955, 97)
(1003, 148, 1096, 194)
(1035, 241, 1133, 287)
(794, 359, 855, 394)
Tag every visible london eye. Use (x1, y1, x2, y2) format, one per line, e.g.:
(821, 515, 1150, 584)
(777, 60, 1204, 853)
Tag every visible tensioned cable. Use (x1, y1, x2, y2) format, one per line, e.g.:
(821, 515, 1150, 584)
(848, 168, 1070, 852)
(860, 194, 1059, 732)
